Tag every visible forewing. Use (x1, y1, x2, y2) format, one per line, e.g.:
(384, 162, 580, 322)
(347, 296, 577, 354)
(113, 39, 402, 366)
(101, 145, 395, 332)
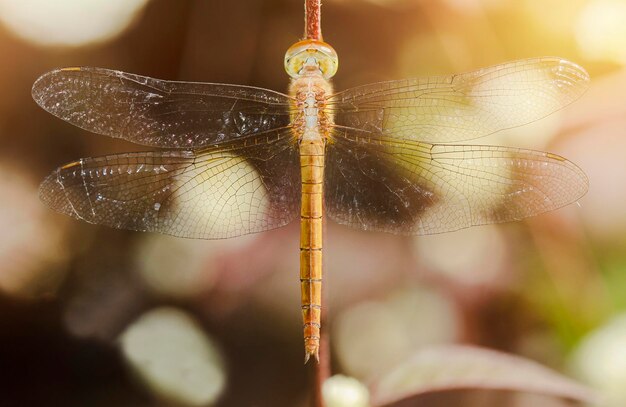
(325, 129, 588, 235)
(32, 67, 292, 149)
(329, 58, 589, 143)
(39, 131, 300, 239)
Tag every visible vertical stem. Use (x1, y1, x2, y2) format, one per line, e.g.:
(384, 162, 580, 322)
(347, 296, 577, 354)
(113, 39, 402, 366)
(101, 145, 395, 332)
(310, 241, 330, 407)
(311, 359, 324, 407)
(305, 0, 322, 41)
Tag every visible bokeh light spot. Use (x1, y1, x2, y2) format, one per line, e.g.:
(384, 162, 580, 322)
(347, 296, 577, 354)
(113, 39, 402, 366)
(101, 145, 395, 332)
(415, 225, 507, 287)
(570, 313, 626, 405)
(135, 234, 218, 299)
(120, 307, 225, 406)
(334, 286, 459, 379)
(0, 0, 150, 47)
(576, 0, 626, 65)
(323, 375, 370, 407)
(0, 163, 70, 299)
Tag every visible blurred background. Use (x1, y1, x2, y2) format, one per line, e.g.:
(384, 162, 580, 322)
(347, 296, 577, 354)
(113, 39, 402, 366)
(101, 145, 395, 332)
(0, 0, 625, 406)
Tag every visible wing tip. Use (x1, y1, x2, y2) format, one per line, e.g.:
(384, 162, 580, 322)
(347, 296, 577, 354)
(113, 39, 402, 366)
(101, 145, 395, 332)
(505, 56, 590, 92)
(540, 150, 590, 203)
(570, 160, 590, 201)
(548, 57, 591, 95)
(31, 67, 85, 107)
(31, 70, 51, 106)
(39, 166, 95, 223)
(38, 169, 63, 213)
(32, 69, 60, 107)
(543, 152, 590, 208)
(39, 167, 78, 212)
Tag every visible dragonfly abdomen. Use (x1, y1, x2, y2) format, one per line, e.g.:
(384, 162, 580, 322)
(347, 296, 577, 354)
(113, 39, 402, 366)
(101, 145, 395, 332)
(299, 137, 325, 363)
(289, 71, 334, 363)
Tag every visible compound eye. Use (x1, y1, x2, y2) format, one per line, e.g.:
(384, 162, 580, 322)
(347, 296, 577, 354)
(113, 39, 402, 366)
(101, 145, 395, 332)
(284, 40, 338, 79)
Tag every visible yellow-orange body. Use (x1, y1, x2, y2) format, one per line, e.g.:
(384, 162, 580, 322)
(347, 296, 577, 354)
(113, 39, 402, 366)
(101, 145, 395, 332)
(289, 68, 334, 363)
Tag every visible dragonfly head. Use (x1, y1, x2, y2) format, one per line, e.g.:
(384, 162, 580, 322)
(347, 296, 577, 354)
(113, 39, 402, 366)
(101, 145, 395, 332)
(284, 40, 338, 79)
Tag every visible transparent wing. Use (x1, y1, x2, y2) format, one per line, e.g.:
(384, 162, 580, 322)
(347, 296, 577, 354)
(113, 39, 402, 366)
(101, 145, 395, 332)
(39, 130, 300, 239)
(32, 67, 292, 149)
(324, 129, 588, 235)
(329, 58, 589, 143)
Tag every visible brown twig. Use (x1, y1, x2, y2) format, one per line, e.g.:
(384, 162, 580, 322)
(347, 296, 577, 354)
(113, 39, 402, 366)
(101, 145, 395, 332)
(310, 305, 330, 407)
(305, 0, 322, 41)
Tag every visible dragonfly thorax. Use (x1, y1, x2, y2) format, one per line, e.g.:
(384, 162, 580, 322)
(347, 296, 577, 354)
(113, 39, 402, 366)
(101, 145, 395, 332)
(289, 74, 334, 141)
(284, 39, 338, 79)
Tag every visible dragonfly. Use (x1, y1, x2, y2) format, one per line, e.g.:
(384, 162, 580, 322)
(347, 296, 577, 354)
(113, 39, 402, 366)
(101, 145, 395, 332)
(33, 38, 589, 363)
